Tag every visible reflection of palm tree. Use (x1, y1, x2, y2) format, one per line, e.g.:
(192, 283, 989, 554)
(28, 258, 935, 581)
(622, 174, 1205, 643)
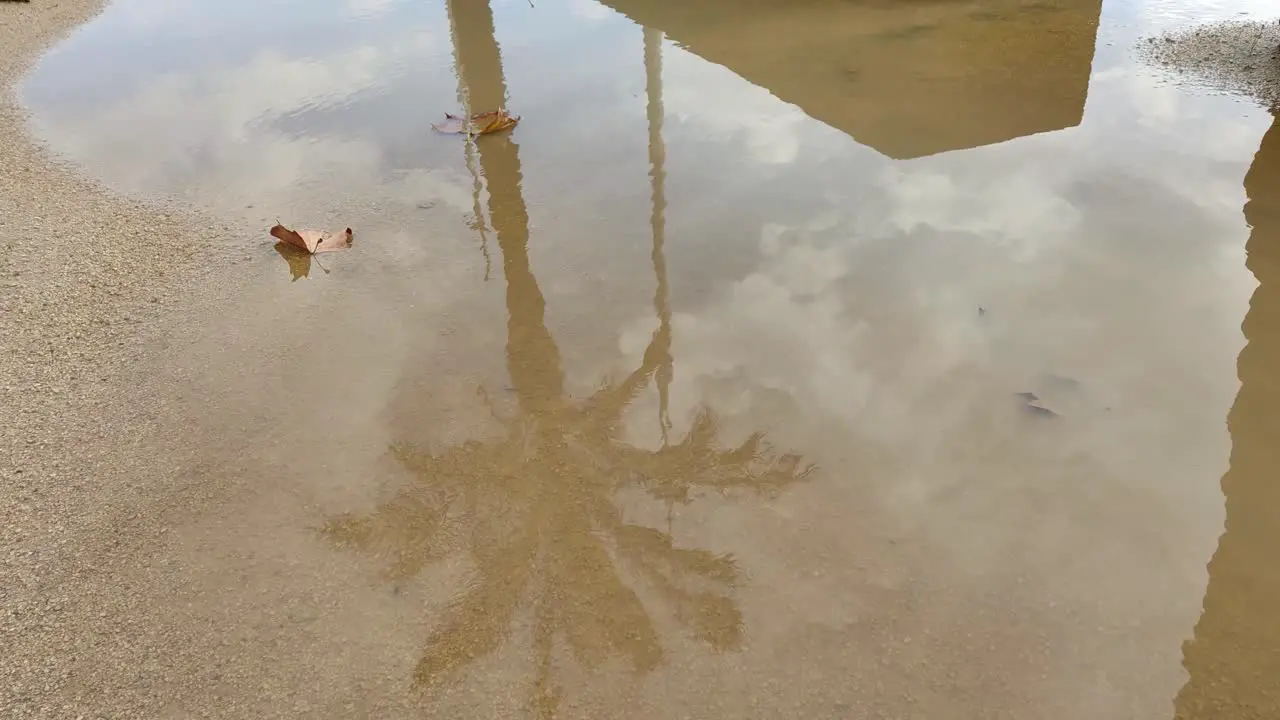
(323, 3, 813, 715)
(1172, 115, 1280, 718)
(645, 26, 674, 447)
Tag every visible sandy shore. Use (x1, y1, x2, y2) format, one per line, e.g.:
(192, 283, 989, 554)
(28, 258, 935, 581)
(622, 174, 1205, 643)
(1140, 19, 1280, 109)
(1, 1, 229, 717)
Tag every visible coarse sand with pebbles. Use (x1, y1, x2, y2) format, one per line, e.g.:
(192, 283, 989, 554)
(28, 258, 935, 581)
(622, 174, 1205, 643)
(1140, 18, 1280, 109)
(0, 1, 241, 717)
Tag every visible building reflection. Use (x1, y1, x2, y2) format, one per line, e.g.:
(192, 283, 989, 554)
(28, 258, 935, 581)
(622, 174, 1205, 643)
(596, 0, 1102, 158)
(1172, 113, 1280, 719)
(321, 0, 812, 714)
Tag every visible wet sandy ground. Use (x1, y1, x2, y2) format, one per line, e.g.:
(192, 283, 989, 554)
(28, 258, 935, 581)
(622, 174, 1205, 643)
(1142, 19, 1280, 108)
(1, 1, 226, 717)
(4, 0, 1280, 718)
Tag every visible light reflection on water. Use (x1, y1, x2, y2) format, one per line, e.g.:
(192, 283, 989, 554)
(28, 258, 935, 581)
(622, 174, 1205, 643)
(19, 0, 1280, 716)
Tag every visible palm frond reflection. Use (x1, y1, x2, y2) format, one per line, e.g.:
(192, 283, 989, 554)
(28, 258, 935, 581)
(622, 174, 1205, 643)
(322, 348, 813, 689)
(323, 1, 813, 712)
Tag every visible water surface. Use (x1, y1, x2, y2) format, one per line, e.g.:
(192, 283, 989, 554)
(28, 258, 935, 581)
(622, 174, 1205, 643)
(21, 0, 1280, 717)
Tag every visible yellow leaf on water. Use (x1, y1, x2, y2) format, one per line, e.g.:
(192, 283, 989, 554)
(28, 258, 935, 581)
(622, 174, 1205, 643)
(432, 109, 520, 136)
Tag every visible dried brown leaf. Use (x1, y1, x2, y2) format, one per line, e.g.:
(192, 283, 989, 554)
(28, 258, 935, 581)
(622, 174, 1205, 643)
(431, 113, 468, 134)
(269, 223, 353, 254)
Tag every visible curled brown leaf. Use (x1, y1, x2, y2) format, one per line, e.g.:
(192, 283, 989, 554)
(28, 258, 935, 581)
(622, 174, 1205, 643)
(269, 223, 353, 254)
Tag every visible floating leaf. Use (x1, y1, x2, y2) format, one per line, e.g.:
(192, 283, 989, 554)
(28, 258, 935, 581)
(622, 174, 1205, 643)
(269, 223, 353, 254)
(432, 109, 520, 136)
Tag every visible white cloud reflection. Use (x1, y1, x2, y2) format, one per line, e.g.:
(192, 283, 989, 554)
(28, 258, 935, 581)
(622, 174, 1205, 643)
(661, 43, 810, 166)
(25, 9, 464, 217)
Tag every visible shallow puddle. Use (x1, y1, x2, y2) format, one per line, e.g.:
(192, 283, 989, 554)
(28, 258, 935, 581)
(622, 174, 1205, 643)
(20, 0, 1280, 716)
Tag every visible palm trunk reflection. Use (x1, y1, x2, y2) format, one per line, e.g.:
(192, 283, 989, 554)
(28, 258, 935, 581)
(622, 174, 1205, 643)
(322, 2, 813, 714)
(646, 26, 673, 448)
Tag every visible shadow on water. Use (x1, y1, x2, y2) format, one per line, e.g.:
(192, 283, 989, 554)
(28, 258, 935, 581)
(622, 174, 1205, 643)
(1173, 111, 1280, 719)
(273, 244, 331, 281)
(320, 1, 812, 713)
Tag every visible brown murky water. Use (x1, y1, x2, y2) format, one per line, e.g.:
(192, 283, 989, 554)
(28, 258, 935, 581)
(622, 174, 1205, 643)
(20, 0, 1280, 717)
